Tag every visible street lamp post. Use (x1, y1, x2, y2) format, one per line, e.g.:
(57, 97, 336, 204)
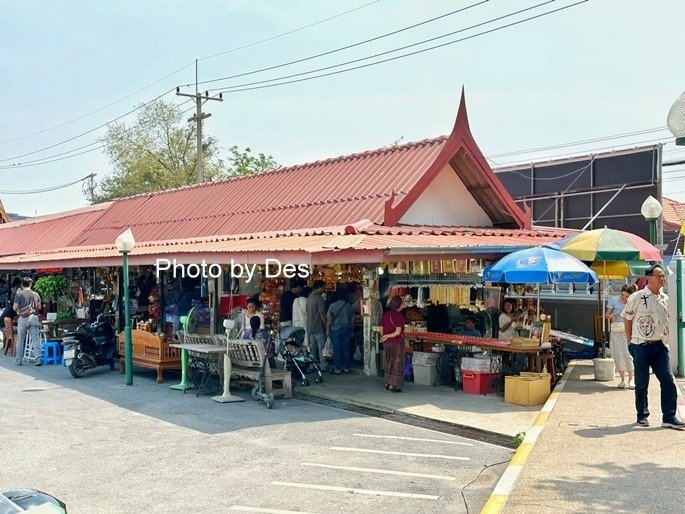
(115, 228, 136, 386)
(640, 195, 663, 246)
(668, 91, 685, 377)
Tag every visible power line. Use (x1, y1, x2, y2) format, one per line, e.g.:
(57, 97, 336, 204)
(214, 1, 589, 95)
(0, 140, 103, 169)
(487, 126, 669, 159)
(494, 136, 671, 167)
(0, 1, 382, 147)
(0, 89, 176, 164)
(0, 174, 94, 194)
(0, 63, 194, 147)
(198, 0, 383, 62)
(184, 0, 491, 89)
(531, 161, 593, 222)
(0, 145, 106, 170)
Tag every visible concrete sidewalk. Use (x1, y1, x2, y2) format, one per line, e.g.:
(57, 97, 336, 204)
(294, 370, 541, 442)
(486, 360, 685, 513)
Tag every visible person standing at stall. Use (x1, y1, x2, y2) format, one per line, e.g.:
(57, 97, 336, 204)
(622, 265, 684, 430)
(381, 295, 406, 392)
(326, 290, 355, 374)
(498, 299, 520, 340)
(306, 281, 329, 372)
(2, 278, 21, 356)
(279, 280, 303, 328)
(13, 277, 42, 366)
(606, 283, 637, 389)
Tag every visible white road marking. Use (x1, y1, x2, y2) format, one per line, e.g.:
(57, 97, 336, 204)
(271, 481, 440, 500)
(302, 462, 456, 481)
(330, 446, 469, 460)
(231, 507, 316, 514)
(352, 433, 472, 446)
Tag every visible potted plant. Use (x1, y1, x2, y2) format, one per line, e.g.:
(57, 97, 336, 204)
(33, 275, 69, 314)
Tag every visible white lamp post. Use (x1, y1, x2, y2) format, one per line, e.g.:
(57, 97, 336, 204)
(667, 90, 685, 146)
(115, 228, 135, 386)
(640, 195, 662, 246)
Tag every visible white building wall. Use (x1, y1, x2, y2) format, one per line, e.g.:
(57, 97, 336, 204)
(400, 165, 492, 226)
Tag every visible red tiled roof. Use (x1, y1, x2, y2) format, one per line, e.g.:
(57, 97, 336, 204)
(662, 196, 685, 230)
(0, 203, 110, 256)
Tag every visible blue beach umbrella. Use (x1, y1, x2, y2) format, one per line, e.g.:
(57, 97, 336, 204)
(483, 247, 597, 285)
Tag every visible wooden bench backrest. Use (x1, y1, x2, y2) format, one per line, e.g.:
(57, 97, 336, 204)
(215, 335, 266, 370)
(182, 333, 219, 346)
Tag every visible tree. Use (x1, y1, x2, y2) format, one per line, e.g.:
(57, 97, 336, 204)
(226, 145, 279, 176)
(93, 100, 224, 202)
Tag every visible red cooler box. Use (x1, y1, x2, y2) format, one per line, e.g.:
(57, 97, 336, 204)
(462, 371, 498, 395)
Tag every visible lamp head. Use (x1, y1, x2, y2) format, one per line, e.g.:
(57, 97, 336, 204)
(115, 228, 136, 252)
(640, 195, 662, 220)
(667, 90, 685, 146)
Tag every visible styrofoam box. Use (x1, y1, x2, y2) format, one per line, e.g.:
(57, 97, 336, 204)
(412, 352, 439, 365)
(461, 357, 491, 372)
(413, 363, 437, 385)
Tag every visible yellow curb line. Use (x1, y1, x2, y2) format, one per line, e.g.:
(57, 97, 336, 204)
(480, 361, 577, 514)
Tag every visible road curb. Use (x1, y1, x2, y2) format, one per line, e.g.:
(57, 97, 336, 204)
(293, 388, 514, 448)
(480, 362, 575, 514)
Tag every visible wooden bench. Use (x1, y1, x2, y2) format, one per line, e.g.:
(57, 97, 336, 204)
(216, 335, 293, 399)
(118, 329, 182, 383)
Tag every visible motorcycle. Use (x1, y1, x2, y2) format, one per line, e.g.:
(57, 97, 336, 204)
(62, 314, 117, 378)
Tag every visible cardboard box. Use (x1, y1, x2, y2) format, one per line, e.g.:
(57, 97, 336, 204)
(505, 375, 550, 406)
(462, 371, 498, 395)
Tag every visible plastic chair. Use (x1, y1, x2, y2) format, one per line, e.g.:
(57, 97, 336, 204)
(42, 341, 63, 365)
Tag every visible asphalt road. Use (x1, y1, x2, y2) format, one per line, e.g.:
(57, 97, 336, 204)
(0, 356, 512, 513)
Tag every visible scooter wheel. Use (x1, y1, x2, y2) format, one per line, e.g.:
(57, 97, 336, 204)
(68, 358, 85, 378)
(315, 376, 323, 383)
(301, 379, 310, 386)
(265, 394, 275, 409)
(251, 385, 261, 401)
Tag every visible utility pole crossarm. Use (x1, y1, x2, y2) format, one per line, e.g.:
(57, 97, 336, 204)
(175, 88, 223, 184)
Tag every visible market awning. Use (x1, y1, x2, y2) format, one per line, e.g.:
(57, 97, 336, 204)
(0, 224, 573, 269)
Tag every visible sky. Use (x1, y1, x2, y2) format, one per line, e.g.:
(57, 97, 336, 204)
(1, 0, 685, 217)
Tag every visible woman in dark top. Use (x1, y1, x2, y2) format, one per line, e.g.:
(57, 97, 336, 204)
(381, 295, 406, 392)
(2, 278, 21, 356)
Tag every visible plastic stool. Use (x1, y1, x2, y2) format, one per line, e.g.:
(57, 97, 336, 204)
(42, 341, 62, 365)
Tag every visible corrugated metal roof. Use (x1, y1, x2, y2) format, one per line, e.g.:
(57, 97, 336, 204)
(73, 137, 447, 246)
(0, 225, 570, 269)
(662, 196, 685, 230)
(0, 203, 110, 257)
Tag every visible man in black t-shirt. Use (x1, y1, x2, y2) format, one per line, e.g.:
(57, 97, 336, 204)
(279, 280, 303, 328)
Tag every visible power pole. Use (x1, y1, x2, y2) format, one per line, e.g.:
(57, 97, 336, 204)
(175, 89, 223, 183)
(81, 173, 97, 203)
(176, 61, 223, 183)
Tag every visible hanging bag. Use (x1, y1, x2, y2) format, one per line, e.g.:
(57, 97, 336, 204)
(323, 336, 334, 359)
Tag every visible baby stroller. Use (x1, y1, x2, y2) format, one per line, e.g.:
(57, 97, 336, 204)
(279, 326, 323, 386)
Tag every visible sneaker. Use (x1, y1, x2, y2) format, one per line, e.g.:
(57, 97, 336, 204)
(636, 418, 650, 427)
(617, 381, 626, 389)
(661, 419, 685, 431)
(34, 361, 42, 367)
(628, 380, 635, 389)
(342, 368, 351, 374)
(332, 369, 341, 375)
